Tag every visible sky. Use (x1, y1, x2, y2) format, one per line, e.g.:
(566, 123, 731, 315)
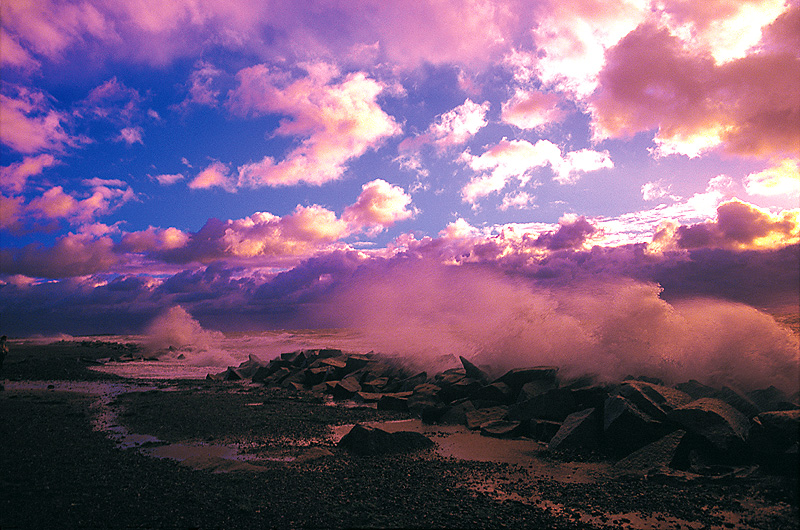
(1, 0, 799, 344)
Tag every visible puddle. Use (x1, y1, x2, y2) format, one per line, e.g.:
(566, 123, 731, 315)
(333, 418, 546, 466)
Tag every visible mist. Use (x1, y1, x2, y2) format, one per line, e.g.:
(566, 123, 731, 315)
(316, 261, 799, 393)
(144, 305, 236, 367)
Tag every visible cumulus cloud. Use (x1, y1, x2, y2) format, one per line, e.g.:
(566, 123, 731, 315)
(81, 77, 143, 123)
(533, 215, 598, 250)
(229, 63, 401, 188)
(674, 199, 800, 250)
(501, 89, 567, 130)
(0, 28, 40, 71)
(342, 179, 415, 234)
(744, 159, 800, 200)
(589, 11, 800, 159)
(0, 154, 58, 193)
(527, 0, 648, 97)
(0, 232, 118, 278)
(499, 191, 535, 211)
(399, 98, 490, 152)
(188, 161, 234, 191)
(460, 139, 612, 204)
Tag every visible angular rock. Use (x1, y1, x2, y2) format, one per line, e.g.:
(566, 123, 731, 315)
(438, 378, 482, 403)
(377, 393, 411, 412)
(439, 400, 476, 425)
(618, 381, 693, 421)
(481, 420, 525, 438)
(548, 408, 600, 451)
(304, 366, 333, 386)
(459, 356, 490, 385)
(518, 379, 559, 402)
(361, 377, 390, 392)
(615, 430, 690, 472)
(332, 377, 362, 399)
(747, 386, 794, 412)
(465, 406, 509, 430)
(749, 409, 800, 455)
(604, 395, 670, 455)
(472, 382, 513, 404)
(668, 398, 750, 452)
(399, 372, 428, 391)
(338, 424, 434, 455)
(674, 380, 716, 400)
(509, 388, 577, 422)
(344, 354, 371, 374)
(496, 366, 559, 397)
(713, 386, 761, 418)
(527, 419, 562, 443)
(354, 392, 384, 403)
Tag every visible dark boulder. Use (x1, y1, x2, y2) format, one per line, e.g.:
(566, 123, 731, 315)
(472, 382, 514, 404)
(747, 386, 795, 412)
(480, 420, 525, 438)
(548, 408, 601, 451)
(517, 379, 559, 402)
(459, 356, 490, 385)
(673, 380, 717, 400)
(618, 381, 693, 421)
(668, 398, 750, 452)
(338, 424, 434, 455)
(377, 393, 411, 412)
(749, 409, 800, 456)
(495, 366, 558, 397)
(332, 377, 362, 399)
(527, 419, 562, 443)
(465, 406, 509, 430)
(509, 388, 577, 422)
(614, 430, 690, 472)
(604, 395, 671, 455)
(712, 386, 761, 418)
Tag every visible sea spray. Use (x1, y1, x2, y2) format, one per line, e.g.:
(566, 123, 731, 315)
(144, 306, 235, 367)
(314, 261, 800, 393)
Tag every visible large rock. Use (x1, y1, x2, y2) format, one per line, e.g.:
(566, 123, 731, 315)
(618, 381, 693, 421)
(614, 430, 690, 472)
(713, 386, 761, 418)
(495, 366, 559, 397)
(673, 379, 717, 400)
(459, 357, 490, 385)
(527, 419, 562, 443)
(377, 393, 411, 412)
(668, 398, 750, 452)
(465, 406, 509, 430)
(509, 388, 577, 422)
(604, 395, 670, 455)
(747, 386, 795, 412)
(338, 424, 434, 455)
(749, 409, 800, 455)
(332, 377, 362, 399)
(480, 420, 525, 438)
(517, 379, 558, 402)
(472, 382, 513, 404)
(548, 408, 600, 451)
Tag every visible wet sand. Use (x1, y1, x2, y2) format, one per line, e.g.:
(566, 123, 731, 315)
(1, 341, 797, 529)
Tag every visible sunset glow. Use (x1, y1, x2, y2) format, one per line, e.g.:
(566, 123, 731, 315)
(1, 0, 798, 338)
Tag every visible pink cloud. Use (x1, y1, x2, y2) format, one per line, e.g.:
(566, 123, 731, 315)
(0, 86, 80, 154)
(118, 227, 190, 253)
(174, 60, 223, 110)
(0, 154, 58, 193)
(399, 99, 490, 152)
(152, 173, 186, 186)
(0, 232, 118, 278)
(189, 161, 234, 191)
(0, 28, 40, 71)
(589, 12, 800, 159)
(501, 89, 567, 130)
(23, 181, 135, 227)
(230, 63, 401, 188)
(342, 179, 415, 234)
(460, 139, 612, 204)
(117, 126, 144, 145)
(675, 199, 800, 250)
(744, 159, 800, 201)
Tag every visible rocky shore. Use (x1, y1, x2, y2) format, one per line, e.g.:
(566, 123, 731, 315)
(1, 340, 798, 529)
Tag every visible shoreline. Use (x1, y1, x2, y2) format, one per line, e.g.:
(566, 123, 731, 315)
(1, 340, 798, 529)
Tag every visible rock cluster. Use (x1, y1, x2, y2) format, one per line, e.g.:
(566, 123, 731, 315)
(211, 350, 799, 474)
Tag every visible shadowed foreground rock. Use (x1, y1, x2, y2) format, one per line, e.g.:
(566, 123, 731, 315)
(209, 348, 799, 477)
(338, 424, 434, 455)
